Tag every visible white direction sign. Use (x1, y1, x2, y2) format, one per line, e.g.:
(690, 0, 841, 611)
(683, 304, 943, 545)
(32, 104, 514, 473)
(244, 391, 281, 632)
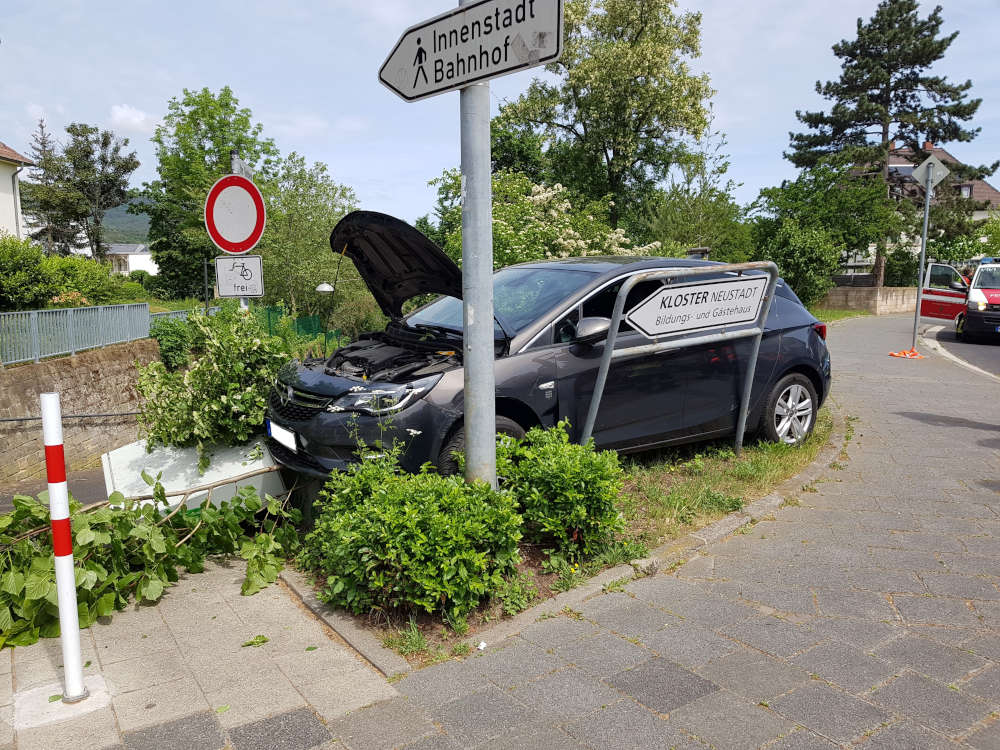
(215, 255, 264, 298)
(625, 275, 770, 339)
(379, 0, 563, 102)
(912, 154, 950, 190)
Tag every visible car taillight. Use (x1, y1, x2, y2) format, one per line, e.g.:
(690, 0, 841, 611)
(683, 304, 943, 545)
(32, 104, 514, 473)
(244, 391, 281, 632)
(812, 322, 827, 341)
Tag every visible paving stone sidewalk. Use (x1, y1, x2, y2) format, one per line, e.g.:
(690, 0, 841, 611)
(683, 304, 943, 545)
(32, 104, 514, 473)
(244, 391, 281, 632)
(364, 314, 998, 749)
(7, 314, 999, 749)
(3, 561, 397, 750)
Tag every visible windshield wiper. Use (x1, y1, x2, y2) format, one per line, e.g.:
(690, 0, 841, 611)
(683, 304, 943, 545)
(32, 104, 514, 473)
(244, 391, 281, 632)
(410, 323, 463, 340)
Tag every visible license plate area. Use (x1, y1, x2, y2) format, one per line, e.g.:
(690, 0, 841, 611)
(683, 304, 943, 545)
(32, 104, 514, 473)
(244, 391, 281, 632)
(266, 420, 297, 453)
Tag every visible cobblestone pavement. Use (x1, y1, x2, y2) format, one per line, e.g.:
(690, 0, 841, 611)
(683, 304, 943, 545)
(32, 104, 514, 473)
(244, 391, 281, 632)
(6, 314, 1000, 749)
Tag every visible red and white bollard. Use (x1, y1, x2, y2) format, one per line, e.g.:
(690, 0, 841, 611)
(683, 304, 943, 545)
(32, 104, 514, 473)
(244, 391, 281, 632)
(40, 392, 88, 703)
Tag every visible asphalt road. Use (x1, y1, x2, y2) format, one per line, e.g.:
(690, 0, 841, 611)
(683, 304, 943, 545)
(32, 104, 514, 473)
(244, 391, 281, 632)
(923, 317, 1000, 376)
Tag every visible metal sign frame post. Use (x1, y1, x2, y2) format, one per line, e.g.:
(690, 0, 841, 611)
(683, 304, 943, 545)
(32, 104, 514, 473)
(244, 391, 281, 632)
(911, 162, 936, 350)
(580, 261, 779, 456)
(231, 151, 251, 312)
(459, 0, 497, 488)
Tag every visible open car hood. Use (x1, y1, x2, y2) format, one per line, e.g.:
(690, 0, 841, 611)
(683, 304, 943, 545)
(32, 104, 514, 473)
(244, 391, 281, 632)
(329, 211, 462, 320)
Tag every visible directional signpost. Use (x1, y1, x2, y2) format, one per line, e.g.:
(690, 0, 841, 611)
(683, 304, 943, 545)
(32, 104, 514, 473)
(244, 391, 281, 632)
(379, 0, 563, 101)
(380, 0, 562, 488)
(910, 154, 950, 353)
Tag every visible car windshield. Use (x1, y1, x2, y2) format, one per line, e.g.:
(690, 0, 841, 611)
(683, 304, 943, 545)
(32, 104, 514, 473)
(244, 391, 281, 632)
(973, 267, 1000, 289)
(406, 266, 598, 336)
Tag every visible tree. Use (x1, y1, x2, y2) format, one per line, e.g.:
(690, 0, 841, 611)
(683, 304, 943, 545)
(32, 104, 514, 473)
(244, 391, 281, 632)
(138, 87, 278, 299)
(0, 235, 54, 311)
(61, 123, 140, 261)
(257, 153, 359, 317)
(427, 169, 659, 270)
(646, 127, 751, 262)
(753, 162, 910, 270)
(786, 0, 990, 284)
(502, 0, 713, 231)
(753, 219, 840, 308)
(19, 119, 86, 255)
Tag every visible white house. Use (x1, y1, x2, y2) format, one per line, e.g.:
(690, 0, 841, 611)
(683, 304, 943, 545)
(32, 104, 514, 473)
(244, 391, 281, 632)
(107, 243, 159, 275)
(0, 141, 32, 239)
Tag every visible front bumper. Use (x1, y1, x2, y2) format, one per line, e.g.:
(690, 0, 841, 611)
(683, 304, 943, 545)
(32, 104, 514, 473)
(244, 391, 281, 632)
(964, 308, 1000, 336)
(266, 394, 457, 478)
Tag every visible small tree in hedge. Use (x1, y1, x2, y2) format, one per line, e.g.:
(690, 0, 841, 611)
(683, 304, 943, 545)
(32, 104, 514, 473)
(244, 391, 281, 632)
(754, 218, 839, 308)
(496, 421, 624, 559)
(149, 317, 193, 370)
(299, 450, 522, 620)
(0, 235, 53, 311)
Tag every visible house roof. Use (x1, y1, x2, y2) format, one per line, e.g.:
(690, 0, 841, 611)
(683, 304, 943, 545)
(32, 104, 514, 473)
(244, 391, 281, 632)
(890, 145, 1000, 210)
(107, 243, 150, 255)
(0, 141, 33, 166)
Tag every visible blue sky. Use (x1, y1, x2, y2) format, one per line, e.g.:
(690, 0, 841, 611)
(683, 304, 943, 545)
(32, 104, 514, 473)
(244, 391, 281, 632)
(2, 0, 997, 226)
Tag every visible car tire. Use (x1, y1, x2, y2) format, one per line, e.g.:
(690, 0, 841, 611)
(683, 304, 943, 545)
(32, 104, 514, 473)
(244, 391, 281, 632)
(437, 416, 526, 476)
(761, 373, 818, 446)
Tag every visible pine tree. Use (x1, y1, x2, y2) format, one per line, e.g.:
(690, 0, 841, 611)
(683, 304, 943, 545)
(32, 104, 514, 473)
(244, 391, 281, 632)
(20, 119, 85, 255)
(786, 0, 987, 284)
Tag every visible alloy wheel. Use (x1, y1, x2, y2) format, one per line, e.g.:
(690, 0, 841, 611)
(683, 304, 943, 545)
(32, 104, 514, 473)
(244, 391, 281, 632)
(773, 383, 813, 444)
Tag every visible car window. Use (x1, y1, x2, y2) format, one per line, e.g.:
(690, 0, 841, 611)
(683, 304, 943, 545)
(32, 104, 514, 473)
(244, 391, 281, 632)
(973, 267, 1000, 289)
(928, 265, 964, 289)
(406, 266, 596, 335)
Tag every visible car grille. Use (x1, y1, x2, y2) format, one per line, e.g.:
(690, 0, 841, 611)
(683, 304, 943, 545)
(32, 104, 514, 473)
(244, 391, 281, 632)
(266, 439, 329, 474)
(268, 385, 331, 422)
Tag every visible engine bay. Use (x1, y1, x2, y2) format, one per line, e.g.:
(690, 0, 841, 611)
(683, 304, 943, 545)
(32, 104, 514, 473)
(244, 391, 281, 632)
(324, 333, 460, 383)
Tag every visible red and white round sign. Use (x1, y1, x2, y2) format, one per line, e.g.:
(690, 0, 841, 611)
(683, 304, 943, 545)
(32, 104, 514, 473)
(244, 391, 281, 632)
(204, 175, 266, 255)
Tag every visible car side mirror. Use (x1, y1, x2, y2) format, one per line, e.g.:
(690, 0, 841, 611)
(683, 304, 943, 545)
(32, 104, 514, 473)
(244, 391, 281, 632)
(574, 317, 612, 345)
(949, 280, 967, 292)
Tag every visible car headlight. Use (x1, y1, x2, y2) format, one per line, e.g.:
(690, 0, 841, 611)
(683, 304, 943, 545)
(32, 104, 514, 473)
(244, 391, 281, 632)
(969, 300, 987, 311)
(327, 374, 441, 416)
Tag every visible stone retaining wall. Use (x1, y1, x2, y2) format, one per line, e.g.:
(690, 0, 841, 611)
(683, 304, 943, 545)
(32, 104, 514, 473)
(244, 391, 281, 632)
(0, 340, 158, 485)
(820, 286, 917, 315)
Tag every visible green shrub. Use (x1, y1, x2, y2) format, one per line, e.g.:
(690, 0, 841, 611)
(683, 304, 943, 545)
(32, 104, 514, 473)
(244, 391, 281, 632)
(149, 317, 193, 370)
(299, 450, 522, 620)
(137, 307, 291, 469)
(107, 277, 146, 303)
(884, 247, 920, 287)
(496, 421, 624, 559)
(42, 254, 119, 305)
(756, 218, 839, 308)
(496, 571, 538, 616)
(0, 235, 53, 311)
(129, 269, 152, 287)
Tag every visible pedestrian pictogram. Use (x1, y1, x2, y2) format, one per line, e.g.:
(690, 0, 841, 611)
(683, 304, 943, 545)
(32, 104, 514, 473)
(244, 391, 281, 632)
(414, 37, 429, 87)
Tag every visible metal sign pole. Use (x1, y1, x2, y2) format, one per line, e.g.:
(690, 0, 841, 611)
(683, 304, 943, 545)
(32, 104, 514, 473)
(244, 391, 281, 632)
(231, 149, 250, 313)
(580, 262, 779, 456)
(458, 0, 497, 488)
(911, 163, 935, 350)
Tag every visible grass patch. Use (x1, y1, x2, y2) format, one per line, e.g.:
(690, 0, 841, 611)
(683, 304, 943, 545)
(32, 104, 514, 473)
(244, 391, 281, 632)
(809, 307, 872, 323)
(623, 407, 833, 545)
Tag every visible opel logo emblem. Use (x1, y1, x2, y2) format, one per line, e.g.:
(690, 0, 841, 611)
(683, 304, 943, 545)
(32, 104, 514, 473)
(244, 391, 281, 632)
(278, 385, 292, 406)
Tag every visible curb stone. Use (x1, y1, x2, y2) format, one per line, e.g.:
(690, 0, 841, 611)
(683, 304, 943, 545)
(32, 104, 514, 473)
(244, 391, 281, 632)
(281, 403, 846, 667)
(279, 566, 412, 678)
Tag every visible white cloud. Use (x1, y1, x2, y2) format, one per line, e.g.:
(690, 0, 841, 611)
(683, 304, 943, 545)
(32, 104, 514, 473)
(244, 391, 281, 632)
(109, 104, 156, 134)
(271, 113, 330, 139)
(25, 103, 46, 122)
(332, 115, 368, 136)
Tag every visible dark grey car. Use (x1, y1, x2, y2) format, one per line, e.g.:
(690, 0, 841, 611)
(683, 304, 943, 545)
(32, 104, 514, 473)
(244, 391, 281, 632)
(265, 211, 831, 477)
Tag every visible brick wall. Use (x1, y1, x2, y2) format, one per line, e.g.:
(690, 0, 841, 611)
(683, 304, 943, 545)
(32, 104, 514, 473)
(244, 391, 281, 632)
(0, 340, 159, 484)
(820, 287, 917, 315)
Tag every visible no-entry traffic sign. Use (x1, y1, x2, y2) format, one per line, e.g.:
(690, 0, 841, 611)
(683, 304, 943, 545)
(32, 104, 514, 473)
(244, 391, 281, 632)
(379, 0, 562, 102)
(204, 175, 266, 255)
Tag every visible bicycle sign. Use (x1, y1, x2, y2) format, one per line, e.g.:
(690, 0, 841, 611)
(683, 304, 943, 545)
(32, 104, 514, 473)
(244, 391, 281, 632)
(215, 255, 264, 298)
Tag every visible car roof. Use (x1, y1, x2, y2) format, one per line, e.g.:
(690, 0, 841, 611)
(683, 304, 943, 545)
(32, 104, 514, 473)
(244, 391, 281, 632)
(511, 256, 724, 276)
